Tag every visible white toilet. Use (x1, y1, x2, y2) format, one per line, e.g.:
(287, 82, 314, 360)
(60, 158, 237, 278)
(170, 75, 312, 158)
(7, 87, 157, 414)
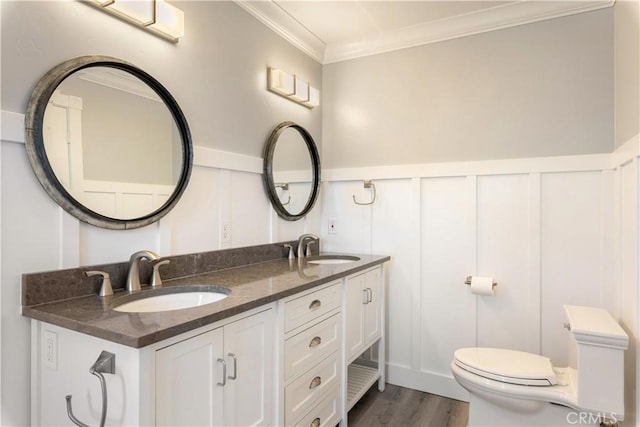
(451, 305, 628, 426)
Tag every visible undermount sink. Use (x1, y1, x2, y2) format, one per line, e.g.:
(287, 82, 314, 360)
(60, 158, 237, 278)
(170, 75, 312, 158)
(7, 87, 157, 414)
(306, 255, 360, 265)
(113, 286, 229, 313)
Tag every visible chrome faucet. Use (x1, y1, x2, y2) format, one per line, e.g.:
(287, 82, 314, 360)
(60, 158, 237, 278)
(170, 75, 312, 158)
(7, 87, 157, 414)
(297, 234, 319, 259)
(126, 250, 160, 292)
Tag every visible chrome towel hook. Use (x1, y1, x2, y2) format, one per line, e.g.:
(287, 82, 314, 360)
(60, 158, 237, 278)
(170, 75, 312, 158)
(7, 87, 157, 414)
(353, 180, 376, 205)
(66, 350, 115, 427)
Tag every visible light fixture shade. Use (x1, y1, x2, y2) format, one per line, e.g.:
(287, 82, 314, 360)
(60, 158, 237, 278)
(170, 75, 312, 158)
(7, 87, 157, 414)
(267, 67, 319, 109)
(268, 68, 295, 96)
(148, 0, 185, 39)
(304, 87, 320, 108)
(292, 78, 309, 102)
(107, 0, 155, 26)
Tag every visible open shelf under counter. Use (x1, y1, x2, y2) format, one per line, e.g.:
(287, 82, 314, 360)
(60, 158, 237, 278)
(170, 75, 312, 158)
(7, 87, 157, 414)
(346, 363, 381, 412)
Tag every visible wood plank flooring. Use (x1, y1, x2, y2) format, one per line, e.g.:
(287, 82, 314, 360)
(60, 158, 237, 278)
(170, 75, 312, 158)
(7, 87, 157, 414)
(347, 383, 469, 427)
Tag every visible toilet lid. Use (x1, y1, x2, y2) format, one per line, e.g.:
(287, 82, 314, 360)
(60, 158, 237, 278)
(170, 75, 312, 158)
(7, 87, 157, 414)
(454, 348, 557, 386)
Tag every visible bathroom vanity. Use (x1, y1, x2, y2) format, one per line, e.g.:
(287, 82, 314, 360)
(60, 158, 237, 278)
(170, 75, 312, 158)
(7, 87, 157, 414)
(23, 244, 389, 426)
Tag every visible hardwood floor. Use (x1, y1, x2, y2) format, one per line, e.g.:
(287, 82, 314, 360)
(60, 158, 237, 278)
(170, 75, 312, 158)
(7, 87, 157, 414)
(347, 383, 469, 427)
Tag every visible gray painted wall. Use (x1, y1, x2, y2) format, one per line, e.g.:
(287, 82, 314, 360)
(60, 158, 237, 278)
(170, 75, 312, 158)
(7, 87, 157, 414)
(1, 1, 323, 157)
(322, 9, 614, 169)
(615, 0, 640, 148)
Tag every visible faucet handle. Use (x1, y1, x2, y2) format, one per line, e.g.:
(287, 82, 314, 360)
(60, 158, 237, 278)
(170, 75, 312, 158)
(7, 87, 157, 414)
(86, 271, 113, 297)
(305, 241, 315, 257)
(151, 259, 170, 288)
(284, 244, 294, 260)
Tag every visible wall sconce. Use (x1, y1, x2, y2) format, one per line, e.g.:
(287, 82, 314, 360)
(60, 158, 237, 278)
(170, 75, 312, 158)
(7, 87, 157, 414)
(84, 0, 184, 42)
(268, 67, 320, 109)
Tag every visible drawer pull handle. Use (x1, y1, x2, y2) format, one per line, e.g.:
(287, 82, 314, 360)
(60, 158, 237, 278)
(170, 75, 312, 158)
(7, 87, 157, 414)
(310, 417, 321, 427)
(309, 299, 322, 310)
(309, 336, 322, 347)
(217, 358, 227, 386)
(309, 376, 322, 389)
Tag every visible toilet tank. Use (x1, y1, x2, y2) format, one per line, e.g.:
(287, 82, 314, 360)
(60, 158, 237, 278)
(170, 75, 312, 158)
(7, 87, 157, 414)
(564, 305, 628, 421)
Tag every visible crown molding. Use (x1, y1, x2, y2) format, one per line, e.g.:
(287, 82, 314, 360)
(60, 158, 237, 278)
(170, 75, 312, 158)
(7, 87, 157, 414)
(234, 0, 326, 64)
(235, 0, 614, 64)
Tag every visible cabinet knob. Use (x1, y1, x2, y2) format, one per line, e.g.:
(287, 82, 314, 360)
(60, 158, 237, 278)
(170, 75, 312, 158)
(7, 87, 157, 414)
(309, 376, 322, 389)
(309, 299, 322, 310)
(310, 417, 321, 427)
(309, 336, 322, 348)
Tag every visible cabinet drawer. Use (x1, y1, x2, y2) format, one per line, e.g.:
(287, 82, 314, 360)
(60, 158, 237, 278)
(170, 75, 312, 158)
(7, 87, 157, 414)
(284, 282, 341, 332)
(285, 313, 341, 382)
(292, 385, 340, 427)
(285, 354, 339, 424)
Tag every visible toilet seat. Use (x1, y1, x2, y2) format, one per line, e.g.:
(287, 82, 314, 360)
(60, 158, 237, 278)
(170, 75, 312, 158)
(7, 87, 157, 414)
(454, 348, 557, 386)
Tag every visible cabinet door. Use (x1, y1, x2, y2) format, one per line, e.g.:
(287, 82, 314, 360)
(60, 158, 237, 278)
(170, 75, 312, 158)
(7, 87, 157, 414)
(345, 272, 366, 362)
(223, 309, 274, 426)
(156, 328, 224, 426)
(363, 267, 382, 345)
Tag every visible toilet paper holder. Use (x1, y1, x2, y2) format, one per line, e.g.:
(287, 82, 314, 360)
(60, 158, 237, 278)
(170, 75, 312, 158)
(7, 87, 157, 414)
(465, 276, 497, 288)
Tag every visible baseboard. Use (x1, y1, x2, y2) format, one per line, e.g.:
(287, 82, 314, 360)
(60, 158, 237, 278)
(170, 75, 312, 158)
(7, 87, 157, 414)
(386, 363, 469, 402)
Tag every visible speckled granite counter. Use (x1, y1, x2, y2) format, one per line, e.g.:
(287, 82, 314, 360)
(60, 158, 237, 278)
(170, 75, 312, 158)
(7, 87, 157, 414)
(22, 252, 389, 348)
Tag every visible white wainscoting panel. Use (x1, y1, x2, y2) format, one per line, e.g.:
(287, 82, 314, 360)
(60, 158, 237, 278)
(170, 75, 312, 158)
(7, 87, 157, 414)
(159, 166, 222, 256)
(321, 181, 372, 254)
(418, 176, 476, 399)
(370, 179, 414, 369)
(2, 141, 67, 424)
(321, 153, 626, 402)
(540, 171, 608, 366)
(476, 174, 539, 353)
(230, 170, 271, 247)
(620, 158, 639, 427)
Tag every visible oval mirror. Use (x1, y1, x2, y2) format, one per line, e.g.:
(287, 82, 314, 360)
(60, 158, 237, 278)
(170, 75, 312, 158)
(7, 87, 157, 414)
(25, 55, 192, 229)
(263, 122, 321, 221)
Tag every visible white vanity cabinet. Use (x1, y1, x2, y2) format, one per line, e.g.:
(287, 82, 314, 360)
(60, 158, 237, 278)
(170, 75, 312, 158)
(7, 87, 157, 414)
(344, 266, 383, 362)
(343, 266, 385, 414)
(156, 307, 274, 426)
(30, 304, 275, 427)
(281, 280, 343, 427)
(29, 258, 389, 427)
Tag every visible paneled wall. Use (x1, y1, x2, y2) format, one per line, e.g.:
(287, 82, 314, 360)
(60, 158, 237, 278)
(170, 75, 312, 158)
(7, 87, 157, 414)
(4, 108, 640, 423)
(321, 151, 631, 403)
(619, 149, 640, 427)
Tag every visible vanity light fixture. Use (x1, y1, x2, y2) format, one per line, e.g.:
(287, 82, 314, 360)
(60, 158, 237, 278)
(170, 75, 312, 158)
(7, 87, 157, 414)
(83, 0, 185, 42)
(267, 67, 320, 109)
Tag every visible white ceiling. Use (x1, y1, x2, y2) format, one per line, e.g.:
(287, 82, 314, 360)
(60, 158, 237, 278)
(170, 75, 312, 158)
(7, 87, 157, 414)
(235, 0, 614, 64)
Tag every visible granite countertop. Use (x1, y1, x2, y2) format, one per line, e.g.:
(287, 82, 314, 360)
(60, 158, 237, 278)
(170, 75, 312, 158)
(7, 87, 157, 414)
(22, 253, 389, 348)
